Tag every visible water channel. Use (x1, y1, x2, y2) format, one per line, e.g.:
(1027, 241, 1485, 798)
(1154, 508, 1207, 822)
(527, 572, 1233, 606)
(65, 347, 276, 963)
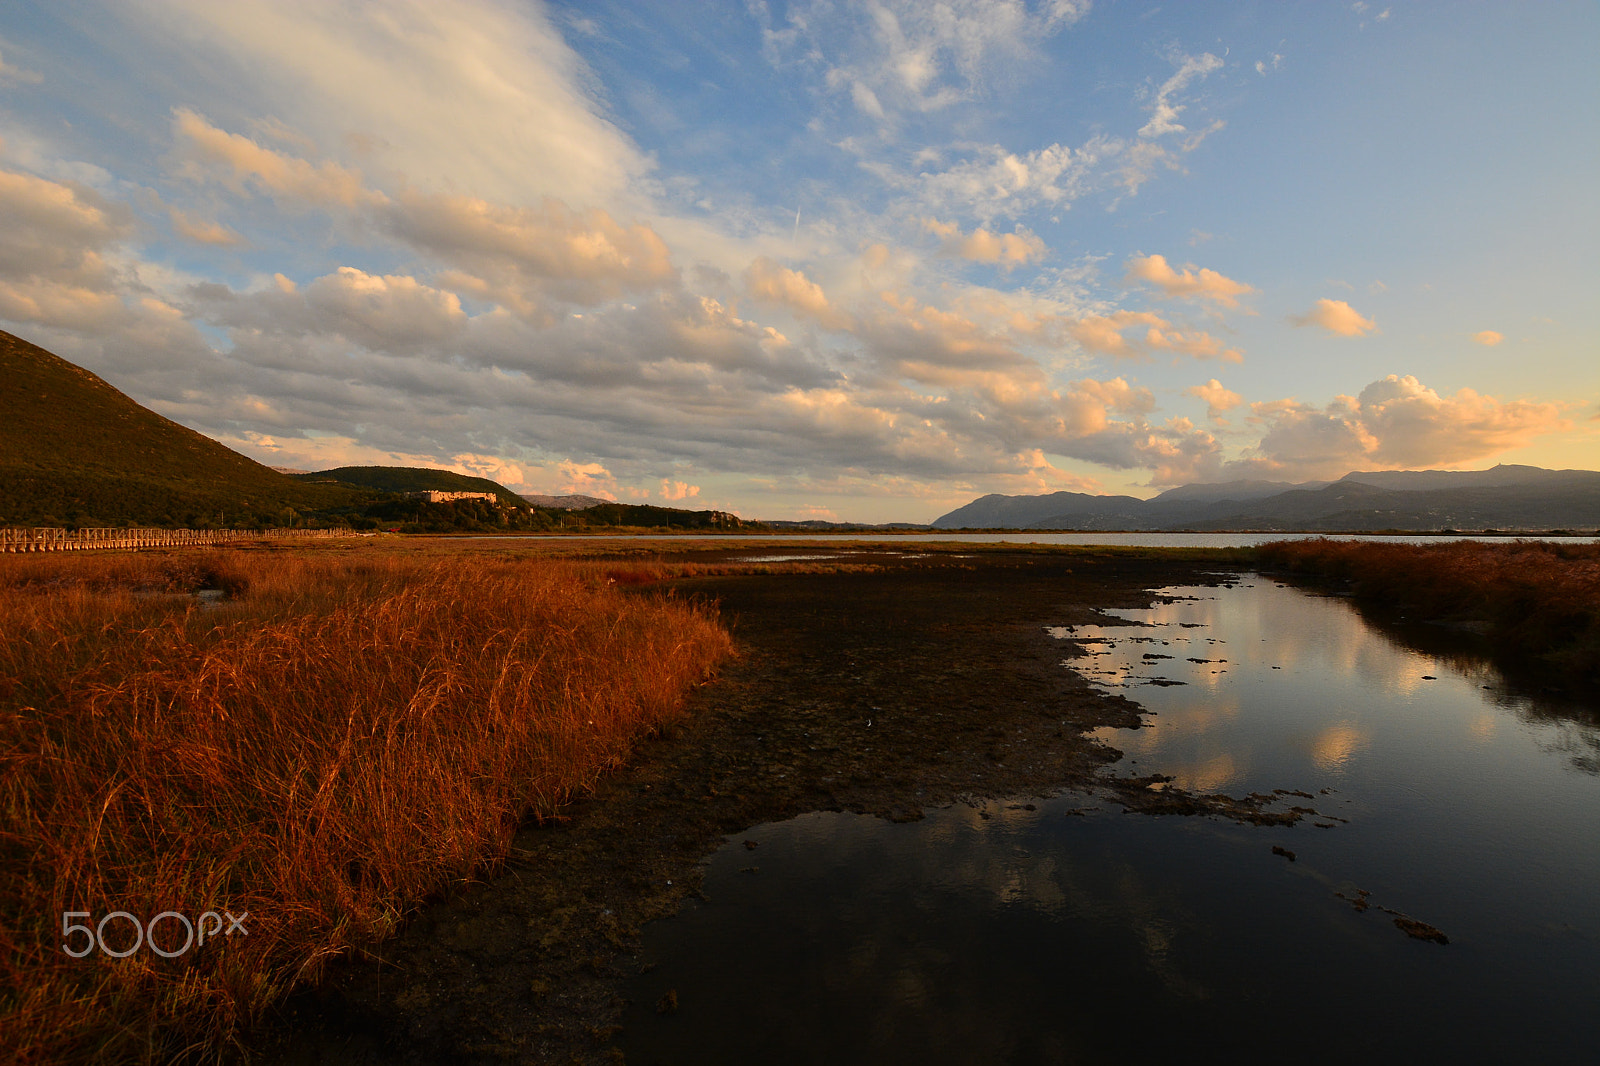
(617, 576, 1600, 1064)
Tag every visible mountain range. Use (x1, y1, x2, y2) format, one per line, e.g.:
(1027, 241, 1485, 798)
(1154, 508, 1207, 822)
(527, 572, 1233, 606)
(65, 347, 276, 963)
(932, 467, 1600, 532)
(520, 493, 614, 510)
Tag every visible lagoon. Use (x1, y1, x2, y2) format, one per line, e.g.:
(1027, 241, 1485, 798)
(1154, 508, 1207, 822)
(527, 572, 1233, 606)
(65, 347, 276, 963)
(617, 576, 1600, 1063)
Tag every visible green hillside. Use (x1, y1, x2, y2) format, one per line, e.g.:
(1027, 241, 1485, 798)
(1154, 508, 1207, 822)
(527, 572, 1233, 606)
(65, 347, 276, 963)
(293, 466, 524, 506)
(0, 328, 369, 527)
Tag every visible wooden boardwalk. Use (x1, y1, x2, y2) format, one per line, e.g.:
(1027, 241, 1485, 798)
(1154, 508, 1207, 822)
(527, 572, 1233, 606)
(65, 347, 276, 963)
(0, 527, 351, 552)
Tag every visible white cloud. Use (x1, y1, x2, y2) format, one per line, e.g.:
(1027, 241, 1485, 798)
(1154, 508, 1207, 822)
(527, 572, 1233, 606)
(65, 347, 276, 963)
(850, 80, 885, 119)
(0, 47, 43, 85)
(144, 0, 655, 212)
(1473, 330, 1503, 346)
(885, 139, 1106, 223)
(1097, 51, 1229, 196)
(772, 0, 1090, 119)
(1290, 298, 1377, 337)
(1139, 52, 1224, 139)
(1242, 374, 1569, 477)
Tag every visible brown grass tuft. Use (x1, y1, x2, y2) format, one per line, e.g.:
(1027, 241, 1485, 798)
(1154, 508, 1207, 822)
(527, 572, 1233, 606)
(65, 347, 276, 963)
(0, 550, 732, 1063)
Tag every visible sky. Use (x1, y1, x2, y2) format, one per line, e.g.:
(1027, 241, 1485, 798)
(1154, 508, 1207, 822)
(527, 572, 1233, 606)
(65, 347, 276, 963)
(0, 1, 1595, 522)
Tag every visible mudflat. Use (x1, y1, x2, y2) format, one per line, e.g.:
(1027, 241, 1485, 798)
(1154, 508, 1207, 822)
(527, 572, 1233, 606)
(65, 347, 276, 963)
(256, 546, 1300, 1065)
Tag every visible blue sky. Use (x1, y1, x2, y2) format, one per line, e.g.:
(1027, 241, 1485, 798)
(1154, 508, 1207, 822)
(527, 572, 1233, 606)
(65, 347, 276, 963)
(0, 1, 1594, 521)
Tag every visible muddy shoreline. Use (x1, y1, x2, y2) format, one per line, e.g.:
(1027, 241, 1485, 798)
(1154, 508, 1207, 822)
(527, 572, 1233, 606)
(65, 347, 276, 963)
(254, 548, 1310, 1065)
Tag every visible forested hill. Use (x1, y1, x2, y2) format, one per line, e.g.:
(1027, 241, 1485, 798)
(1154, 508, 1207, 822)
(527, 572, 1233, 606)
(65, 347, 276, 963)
(0, 329, 366, 527)
(292, 466, 523, 506)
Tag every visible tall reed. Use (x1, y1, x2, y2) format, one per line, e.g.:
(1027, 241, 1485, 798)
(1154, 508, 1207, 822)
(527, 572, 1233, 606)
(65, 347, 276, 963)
(0, 550, 733, 1063)
(1255, 538, 1600, 678)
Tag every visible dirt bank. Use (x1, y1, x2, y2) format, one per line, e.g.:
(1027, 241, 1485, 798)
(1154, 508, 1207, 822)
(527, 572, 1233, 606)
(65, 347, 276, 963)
(254, 547, 1307, 1065)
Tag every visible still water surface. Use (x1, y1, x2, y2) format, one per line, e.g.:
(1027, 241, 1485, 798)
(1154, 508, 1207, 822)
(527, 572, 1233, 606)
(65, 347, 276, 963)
(619, 578, 1599, 1064)
(451, 531, 1596, 547)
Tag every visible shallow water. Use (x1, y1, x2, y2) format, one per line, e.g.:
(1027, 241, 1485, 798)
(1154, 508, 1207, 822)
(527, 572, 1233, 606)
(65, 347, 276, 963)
(447, 531, 1596, 547)
(618, 579, 1600, 1064)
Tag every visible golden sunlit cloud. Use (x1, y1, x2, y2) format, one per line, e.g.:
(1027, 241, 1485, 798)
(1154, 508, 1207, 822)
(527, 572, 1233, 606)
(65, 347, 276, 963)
(1124, 253, 1255, 308)
(659, 479, 700, 501)
(177, 111, 679, 311)
(1242, 374, 1570, 478)
(1063, 310, 1165, 358)
(1144, 326, 1243, 363)
(1186, 378, 1243, 420)
(924, 218, 1047, 269)
(175, 108, 380, 208)
(2, 1, 1588, 523)
(449, 452, 525, 487)
(1290, 298, 1376, 337)
(744, 256, 845, 326)
(556, 460, 618, 499)
(168, 207, 244, 247)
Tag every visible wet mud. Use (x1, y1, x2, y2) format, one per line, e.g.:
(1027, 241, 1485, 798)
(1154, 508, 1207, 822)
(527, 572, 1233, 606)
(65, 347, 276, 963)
(253, 548, 1311, 1065)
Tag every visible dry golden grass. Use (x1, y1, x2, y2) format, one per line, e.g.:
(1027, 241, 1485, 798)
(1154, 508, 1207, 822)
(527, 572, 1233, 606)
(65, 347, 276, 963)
(0, 549, 732, 1063)
(1256, 538, 1600, 678)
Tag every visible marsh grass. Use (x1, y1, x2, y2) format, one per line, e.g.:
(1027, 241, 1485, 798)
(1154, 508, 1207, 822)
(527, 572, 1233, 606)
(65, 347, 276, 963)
(0, 549, 732, 1063)
(1256, 538, 1600, 678)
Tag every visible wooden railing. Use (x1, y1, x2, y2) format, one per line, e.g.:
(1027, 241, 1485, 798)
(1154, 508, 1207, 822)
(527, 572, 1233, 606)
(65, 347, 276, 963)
(0, 527, 351, 553)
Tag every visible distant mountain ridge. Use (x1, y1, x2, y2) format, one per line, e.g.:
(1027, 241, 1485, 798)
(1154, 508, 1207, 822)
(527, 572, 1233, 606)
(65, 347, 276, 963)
(520, 493, 613, 510)
(932, 466, 1600, 531)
